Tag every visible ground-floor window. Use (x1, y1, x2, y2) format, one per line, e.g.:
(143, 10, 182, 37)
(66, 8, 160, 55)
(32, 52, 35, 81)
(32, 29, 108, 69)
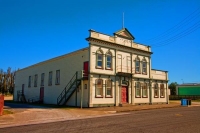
(95, 79, 103, 97)
(154, 83, 159, 98)
(105, 79, 112, 97)
(160, 84, 165, 98)
(135, 82, 141, 97)
(142, 83, 148, 98)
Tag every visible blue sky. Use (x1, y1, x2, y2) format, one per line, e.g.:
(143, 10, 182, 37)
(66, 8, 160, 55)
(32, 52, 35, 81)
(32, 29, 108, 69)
(0, 0, 200, 84)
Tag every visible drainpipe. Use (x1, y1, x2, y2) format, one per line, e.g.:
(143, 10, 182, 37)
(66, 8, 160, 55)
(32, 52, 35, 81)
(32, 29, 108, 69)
(166, 71, 169, 104)
(149, 56, 152, 104)
(114, 49, 117, 106)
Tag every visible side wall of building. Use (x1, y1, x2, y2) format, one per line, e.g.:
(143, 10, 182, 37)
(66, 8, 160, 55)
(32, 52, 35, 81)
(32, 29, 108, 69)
(14, 48, 89, 105)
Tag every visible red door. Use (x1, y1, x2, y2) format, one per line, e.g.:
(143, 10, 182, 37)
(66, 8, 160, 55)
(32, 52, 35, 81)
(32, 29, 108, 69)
(83, 61, 89, 78)
(40, 87, 44, 102)
(121, 86, 128, 103)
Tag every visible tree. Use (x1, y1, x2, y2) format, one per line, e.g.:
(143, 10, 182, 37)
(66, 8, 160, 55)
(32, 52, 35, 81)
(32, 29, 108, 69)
(0, 67, 16, 95)
(168, 82, 178, 95)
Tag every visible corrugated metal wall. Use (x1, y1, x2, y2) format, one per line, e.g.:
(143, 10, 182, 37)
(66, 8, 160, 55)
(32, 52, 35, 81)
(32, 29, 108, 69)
(178, 86, 200, 95)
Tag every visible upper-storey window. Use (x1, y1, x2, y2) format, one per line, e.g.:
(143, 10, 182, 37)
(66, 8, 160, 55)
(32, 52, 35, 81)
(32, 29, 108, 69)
(41, 73, 45, 86)
(117, 54, 122, 72)
(55, 70, 60, 85)
(34, 74, 38, 87)
(96, 49, 103, 69)
(135, 56, 140, 73)
(106, 51, 112, 69)
(127, 56, 131, 73)
(48, 71, 53, 86)
(28, 76, 31, 87)
(142, 58, 147, 74)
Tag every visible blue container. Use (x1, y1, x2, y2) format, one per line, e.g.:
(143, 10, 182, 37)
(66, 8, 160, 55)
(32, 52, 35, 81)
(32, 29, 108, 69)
(181, 99, 188, 106)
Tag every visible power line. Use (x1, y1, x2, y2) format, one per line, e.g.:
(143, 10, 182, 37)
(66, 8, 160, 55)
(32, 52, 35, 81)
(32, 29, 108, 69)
(143, 7, 200, 44)
(151, 20, 200, 47)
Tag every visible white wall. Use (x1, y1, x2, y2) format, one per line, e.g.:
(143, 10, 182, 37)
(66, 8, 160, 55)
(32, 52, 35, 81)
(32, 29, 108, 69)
(14, 48, 89, 105)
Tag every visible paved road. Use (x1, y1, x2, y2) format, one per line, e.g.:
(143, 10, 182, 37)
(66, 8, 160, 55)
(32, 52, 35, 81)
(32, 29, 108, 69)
(1, 106, 200, 133)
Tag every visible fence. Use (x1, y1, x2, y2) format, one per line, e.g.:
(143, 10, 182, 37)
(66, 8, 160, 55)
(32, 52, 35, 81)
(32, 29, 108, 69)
(0, 95, 4, 115)
(169, 95, 200, 100)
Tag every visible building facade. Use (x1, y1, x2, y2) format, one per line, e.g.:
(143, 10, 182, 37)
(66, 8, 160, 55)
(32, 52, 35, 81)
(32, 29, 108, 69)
(14, 28, 169, 107)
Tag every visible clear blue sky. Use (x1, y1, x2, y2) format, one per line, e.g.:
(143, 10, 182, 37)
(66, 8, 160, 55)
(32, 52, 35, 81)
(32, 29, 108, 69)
(0, 0, 200, 84)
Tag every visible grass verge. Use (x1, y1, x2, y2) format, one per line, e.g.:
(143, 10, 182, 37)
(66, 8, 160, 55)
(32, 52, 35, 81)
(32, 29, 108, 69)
(2, 110, 13, 115)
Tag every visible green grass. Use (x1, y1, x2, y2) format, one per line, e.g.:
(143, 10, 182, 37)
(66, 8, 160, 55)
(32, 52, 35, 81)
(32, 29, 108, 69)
(2, 110, 13, 115)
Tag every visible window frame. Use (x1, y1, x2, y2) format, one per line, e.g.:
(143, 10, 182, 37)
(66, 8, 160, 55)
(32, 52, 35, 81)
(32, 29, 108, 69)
(105, 52, 112, 70)
(48, 71, 53, 86)
(96, 50, 104, 69)
(135, 82, 141, 98)
(105, 79, 112, 98)
(34, 74, 38, 87)
(160, 83, 165, 98)
(117, 54, 122, 72)
(127, 56, 131, 73)
(28, 76, 31, 87)
(142, 58, 147, 75)
(55, 70, 60, 85)
(154, 83, 159, 98)
(41, 73, 45, 86)
(142, 82, 148, 98)
(135, 57, 140, 74)
(95, 79, 103, 98)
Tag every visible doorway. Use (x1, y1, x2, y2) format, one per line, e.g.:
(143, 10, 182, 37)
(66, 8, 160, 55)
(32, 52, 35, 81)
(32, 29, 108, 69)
(121, 86, 128, 103)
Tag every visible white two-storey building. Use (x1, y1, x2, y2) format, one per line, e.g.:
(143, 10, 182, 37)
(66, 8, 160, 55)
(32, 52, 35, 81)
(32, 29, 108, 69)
(14, 28, 169, 107)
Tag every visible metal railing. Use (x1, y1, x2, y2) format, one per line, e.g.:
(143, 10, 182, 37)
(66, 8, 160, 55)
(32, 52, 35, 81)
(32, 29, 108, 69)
(57, 70, 87, 105)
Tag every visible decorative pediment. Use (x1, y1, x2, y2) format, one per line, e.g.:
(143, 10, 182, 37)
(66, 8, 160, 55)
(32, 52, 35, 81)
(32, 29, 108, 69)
(114, 28, 135, 40)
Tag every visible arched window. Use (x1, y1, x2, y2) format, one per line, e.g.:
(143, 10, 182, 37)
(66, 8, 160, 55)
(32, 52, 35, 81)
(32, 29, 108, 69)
(95, 79, 103, 97)
(142, 58, 147, 74)
(154, 83, 159, 98)
(135, 82, 141, 97)
(96, 49, 103, 69)
(160, 84, 165, 98)
(105, 79, 112, 97)
(105, 51, 112, 69)
(135, 56, 140, 73)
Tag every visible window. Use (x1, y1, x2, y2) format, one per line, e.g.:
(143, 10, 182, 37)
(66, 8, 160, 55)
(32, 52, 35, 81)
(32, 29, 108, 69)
(117, 54, 122, 72)
(28, 76, 31, 87)
(142, 58, 147, 74)
(135, 82, 141, 97)
(106, 52, 112, 69)
(34, 74, 38, 87)
(95, 79, 103, 97)
(105, 79, 112, 97)
(127, 56, 131, 73)
(41, 73, 45, 86)
(96, 49, 103, 68)
(48, 71, 53, 86)
(154, 83, 159, 98)
(55, 70, 60, 85)
(142, 83, 148, 98)
(135, 57, 140, 73)
(160, 84, 165, 98)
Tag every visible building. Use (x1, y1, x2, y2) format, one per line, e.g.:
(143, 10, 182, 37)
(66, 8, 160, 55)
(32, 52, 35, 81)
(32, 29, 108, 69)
(14, 28, 169, 107)
(176, 83, 200, 95)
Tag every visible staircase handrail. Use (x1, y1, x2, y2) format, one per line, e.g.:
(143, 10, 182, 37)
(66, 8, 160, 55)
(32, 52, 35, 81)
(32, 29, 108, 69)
(57, 71, 79, 105)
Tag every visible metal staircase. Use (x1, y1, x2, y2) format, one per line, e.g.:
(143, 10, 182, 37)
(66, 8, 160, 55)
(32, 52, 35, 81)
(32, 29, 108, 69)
(57, 71, 83, 106)
(17, 90, 27, 103)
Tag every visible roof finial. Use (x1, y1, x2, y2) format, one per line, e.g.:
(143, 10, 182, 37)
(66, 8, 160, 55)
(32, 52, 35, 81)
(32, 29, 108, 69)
(122, 12, 124, 29)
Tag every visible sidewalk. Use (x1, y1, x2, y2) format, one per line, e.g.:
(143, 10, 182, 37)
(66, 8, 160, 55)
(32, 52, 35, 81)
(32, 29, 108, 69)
(1, 101, 199, 129)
